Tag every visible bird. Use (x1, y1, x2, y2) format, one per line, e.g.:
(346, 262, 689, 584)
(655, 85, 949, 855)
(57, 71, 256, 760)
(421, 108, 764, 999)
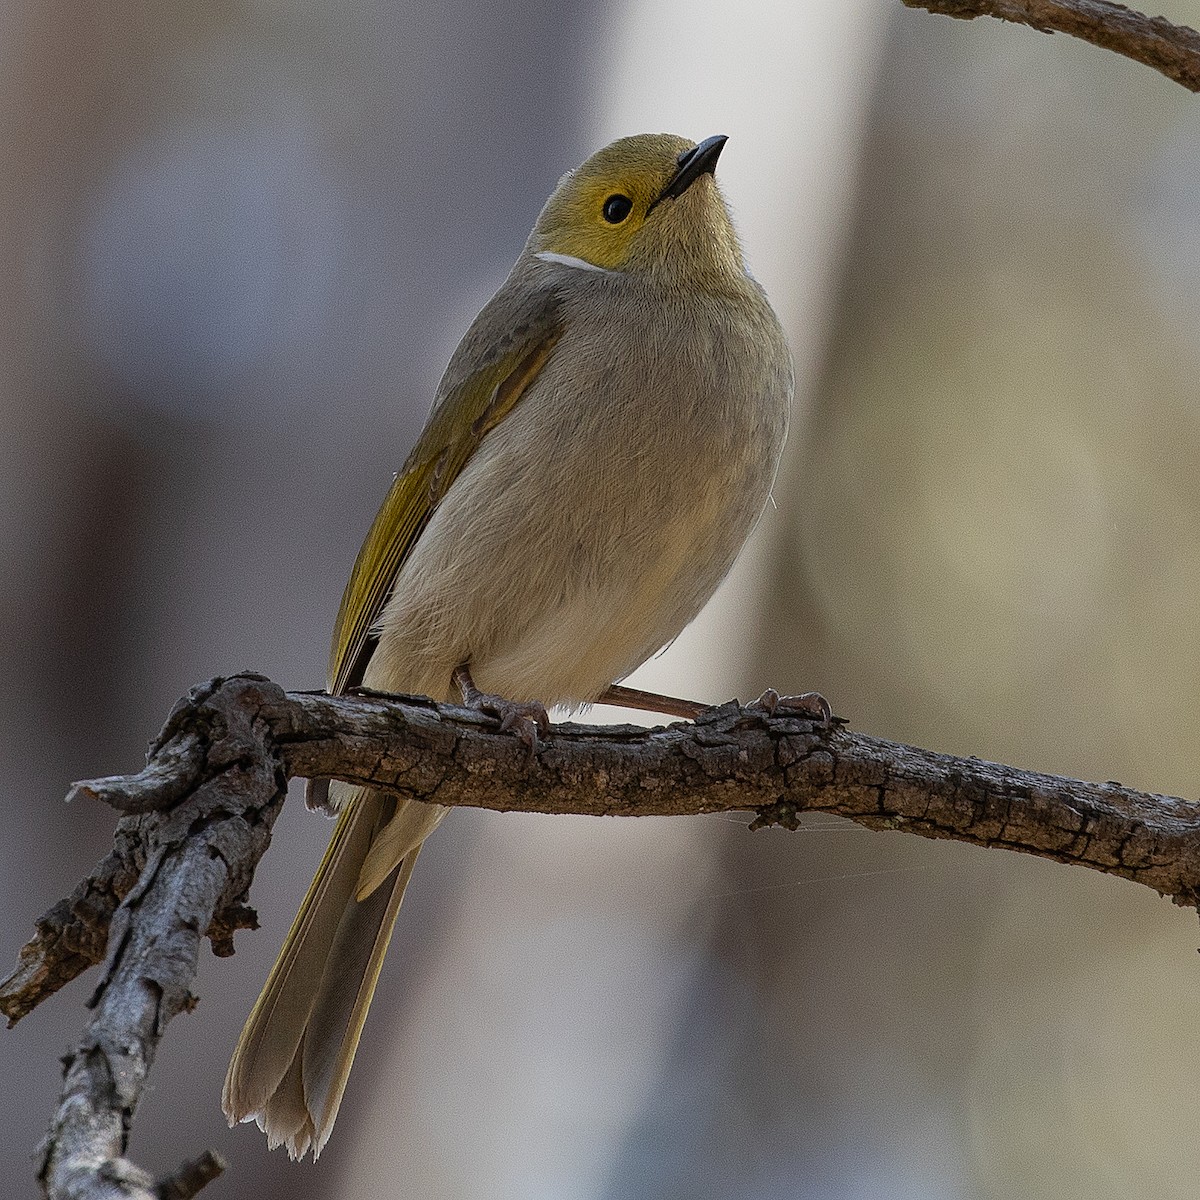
(223, 131, 822, 1159)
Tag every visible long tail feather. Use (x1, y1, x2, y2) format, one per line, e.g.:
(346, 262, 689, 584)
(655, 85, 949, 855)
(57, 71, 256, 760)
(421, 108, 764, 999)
(222, 790, 390, 1123)
(303, 848, 422, 1156)
(224, 781, 450, 1158)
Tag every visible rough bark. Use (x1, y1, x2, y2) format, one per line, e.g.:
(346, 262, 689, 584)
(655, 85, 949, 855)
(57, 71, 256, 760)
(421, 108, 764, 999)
(8, 673, 1200, 1034)
(19, 677, 285, 1200)
(5, 661, 1200, 1199)
(904, 0, 1200, 91)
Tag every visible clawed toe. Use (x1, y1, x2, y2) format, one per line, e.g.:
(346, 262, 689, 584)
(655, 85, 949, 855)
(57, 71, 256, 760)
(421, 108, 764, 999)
(452, 663, 549, 752)
(753, 687, 832, 723)
(496, 700, 551, 750)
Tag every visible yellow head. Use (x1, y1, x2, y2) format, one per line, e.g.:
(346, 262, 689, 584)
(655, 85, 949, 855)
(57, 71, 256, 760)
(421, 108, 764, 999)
(530, 133, 745, 283)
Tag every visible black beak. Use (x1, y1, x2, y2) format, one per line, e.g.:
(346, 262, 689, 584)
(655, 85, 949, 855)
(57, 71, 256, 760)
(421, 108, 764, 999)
(647, 134, 728, 214)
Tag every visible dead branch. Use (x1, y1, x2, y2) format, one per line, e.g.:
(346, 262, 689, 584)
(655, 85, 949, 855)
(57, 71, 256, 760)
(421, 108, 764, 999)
(903, 0, 1200, 92)
(22, 676, 285, 1200)
(6, 669, 1200, 1198)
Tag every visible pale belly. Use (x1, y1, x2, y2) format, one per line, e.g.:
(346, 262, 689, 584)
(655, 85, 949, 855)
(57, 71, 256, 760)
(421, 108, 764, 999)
(366, 301, 791, 707)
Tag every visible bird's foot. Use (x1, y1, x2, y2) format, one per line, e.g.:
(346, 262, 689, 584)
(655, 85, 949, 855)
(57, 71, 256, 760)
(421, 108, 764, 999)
(452, 664, 550, 753)
(753, 687, 832, 724)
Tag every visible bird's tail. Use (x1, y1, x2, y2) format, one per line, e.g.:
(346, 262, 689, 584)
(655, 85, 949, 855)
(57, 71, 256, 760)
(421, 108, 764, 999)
(222, 786, 446, 1159)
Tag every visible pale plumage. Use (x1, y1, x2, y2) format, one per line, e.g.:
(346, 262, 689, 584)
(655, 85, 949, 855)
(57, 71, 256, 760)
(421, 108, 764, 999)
(223, 133, 794, 1159)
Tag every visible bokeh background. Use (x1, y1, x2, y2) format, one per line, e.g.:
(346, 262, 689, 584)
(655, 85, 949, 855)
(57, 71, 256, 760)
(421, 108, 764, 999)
(4, 1, 1200, 1196)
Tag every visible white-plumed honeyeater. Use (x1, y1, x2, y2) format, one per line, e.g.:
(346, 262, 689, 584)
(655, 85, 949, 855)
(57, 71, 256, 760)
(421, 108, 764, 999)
(223, 132, 817, 1159)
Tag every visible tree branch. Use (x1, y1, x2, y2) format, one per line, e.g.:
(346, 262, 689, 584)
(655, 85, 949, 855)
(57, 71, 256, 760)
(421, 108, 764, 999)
(903, 0, 1200, 91)
(6, 671, 1200, 1197)
(21, 676, 286, 1200)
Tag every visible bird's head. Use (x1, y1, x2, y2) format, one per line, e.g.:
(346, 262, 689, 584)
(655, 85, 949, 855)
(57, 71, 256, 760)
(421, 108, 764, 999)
(530, 133, 744, 283)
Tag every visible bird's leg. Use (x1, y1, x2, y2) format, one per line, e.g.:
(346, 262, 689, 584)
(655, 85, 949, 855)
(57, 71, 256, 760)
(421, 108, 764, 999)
(598, 683, 833, 724)
(751, 687, 832, 723)
(596, 683, 708, 720)
(452, 663, 550, 750)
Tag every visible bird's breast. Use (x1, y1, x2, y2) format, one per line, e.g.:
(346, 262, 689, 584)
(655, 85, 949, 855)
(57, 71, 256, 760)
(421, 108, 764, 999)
(372, 277, 793, 705)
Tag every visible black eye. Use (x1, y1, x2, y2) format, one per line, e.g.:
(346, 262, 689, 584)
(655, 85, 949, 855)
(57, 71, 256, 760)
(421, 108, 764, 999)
(602, 194, 633, 224)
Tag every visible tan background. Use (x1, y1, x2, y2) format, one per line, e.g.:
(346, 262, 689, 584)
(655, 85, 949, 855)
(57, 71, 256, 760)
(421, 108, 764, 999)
(3, 2, 1200, 1196)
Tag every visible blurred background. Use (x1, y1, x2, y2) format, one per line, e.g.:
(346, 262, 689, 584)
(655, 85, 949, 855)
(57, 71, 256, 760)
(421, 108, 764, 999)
(4, 0, 1200, 1195)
